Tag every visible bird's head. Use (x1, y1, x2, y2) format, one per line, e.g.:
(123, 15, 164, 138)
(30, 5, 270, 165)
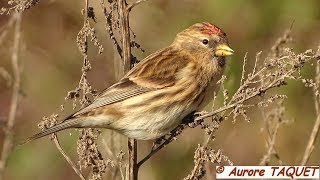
(173, 22, 233, 67)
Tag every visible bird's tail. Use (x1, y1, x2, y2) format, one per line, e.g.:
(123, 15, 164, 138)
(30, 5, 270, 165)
(21, 118, 84, 145)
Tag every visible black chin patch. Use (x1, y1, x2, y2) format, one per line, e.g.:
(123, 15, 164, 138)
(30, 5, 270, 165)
(218, 58, 225, 67)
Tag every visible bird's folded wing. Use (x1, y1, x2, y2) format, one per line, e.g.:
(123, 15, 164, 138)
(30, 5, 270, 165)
(70, 47, 190, 117)
(71, 78, 154, 117)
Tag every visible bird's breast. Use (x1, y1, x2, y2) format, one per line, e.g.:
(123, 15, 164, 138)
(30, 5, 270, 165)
(194, 64, 224, 110)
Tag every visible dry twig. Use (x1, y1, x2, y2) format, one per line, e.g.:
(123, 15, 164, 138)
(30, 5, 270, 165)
(74, 1, 106, 179)
(0, 12, 22, 180)
(301, 55, 320, 165)
(0, 0, 39, 15)
(259, 100, 287, 165)
(53, 135, 86, 180)
(37, 0, 106, 179)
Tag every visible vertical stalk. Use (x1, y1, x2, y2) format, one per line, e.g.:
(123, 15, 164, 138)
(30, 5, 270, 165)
(118, 0, 132, 73)
(117, 0, 138, 179)
(0, 13, 22, 180)
(301, 61, 320, 165)
(128, 138, 138, 180)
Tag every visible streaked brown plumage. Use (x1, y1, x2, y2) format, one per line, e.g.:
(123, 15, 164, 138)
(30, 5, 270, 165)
(26, 22, 234, 142)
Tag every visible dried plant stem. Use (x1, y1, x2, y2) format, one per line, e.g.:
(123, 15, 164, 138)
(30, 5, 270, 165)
(128, 139, 138, 180)
(229, 66, 267, 105)
(185, 122, 219, 180)
(52, 132, 85, 178)
(240, 53, 248, 86)
(0, 16, 15, 46)
(49, 0, 88, 180)
(50, 0, 104, 179)
(52, 1, 91, 179)
(117, 0, 138, 179)
(260, 120, 281, 165)
(188, 134, 213, 179)
(127, 0, 149, 12)
(137, 131, 177, 168)
(0, 12, 22, 180)
(301, 60, 320, 165)
(301, 115, 320, 165)
(53, 135, 86, 180)
(100, 0, 149, 176)
(118, 0, 132, 72)
(199, 68, 295, 120)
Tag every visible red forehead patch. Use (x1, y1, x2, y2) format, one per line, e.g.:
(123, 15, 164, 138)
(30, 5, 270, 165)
(201, 23, 225, 35)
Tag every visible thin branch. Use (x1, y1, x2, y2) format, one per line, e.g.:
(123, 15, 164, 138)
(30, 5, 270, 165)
(137, 112, 199, 169)
(259, 119, 282, 165)
(137, 112, 195, 169)
(53, 135, 86, 180)
(198, 68, 295, 120)
(188, 133, 213, 179)
(258, 103, 284, 166)
(252, 51, 262, 76)
(100, 1, 123, 58)
(48, 0, 106, 179)
(301, 59, 320, 165)
(101, 136, 125, 180)
(137, 126, 181, 168)
(127, 0, 149, 12)
(0, 16, 16, 46)
(0, 12, 22, 180)
(240, 53, 248, 86)
(0, 67, 12, 87)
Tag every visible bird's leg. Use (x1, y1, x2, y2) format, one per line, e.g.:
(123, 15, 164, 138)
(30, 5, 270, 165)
(151, 137, 167, 151)
(181, 111, 198, 125)
(181, 111, 207, 128)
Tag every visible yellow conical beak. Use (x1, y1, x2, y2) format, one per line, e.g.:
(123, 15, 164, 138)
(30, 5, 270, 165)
(215, 44, 234, 57)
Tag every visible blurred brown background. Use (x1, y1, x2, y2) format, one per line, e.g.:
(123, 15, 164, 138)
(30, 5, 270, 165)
(0, 0, 320, 179)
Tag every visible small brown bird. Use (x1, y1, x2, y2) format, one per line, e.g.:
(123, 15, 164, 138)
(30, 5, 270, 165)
(28, 22, 233, 142)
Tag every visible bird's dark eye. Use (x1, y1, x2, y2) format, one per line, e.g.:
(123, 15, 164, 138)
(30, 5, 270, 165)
(202, 39, 209, 45)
